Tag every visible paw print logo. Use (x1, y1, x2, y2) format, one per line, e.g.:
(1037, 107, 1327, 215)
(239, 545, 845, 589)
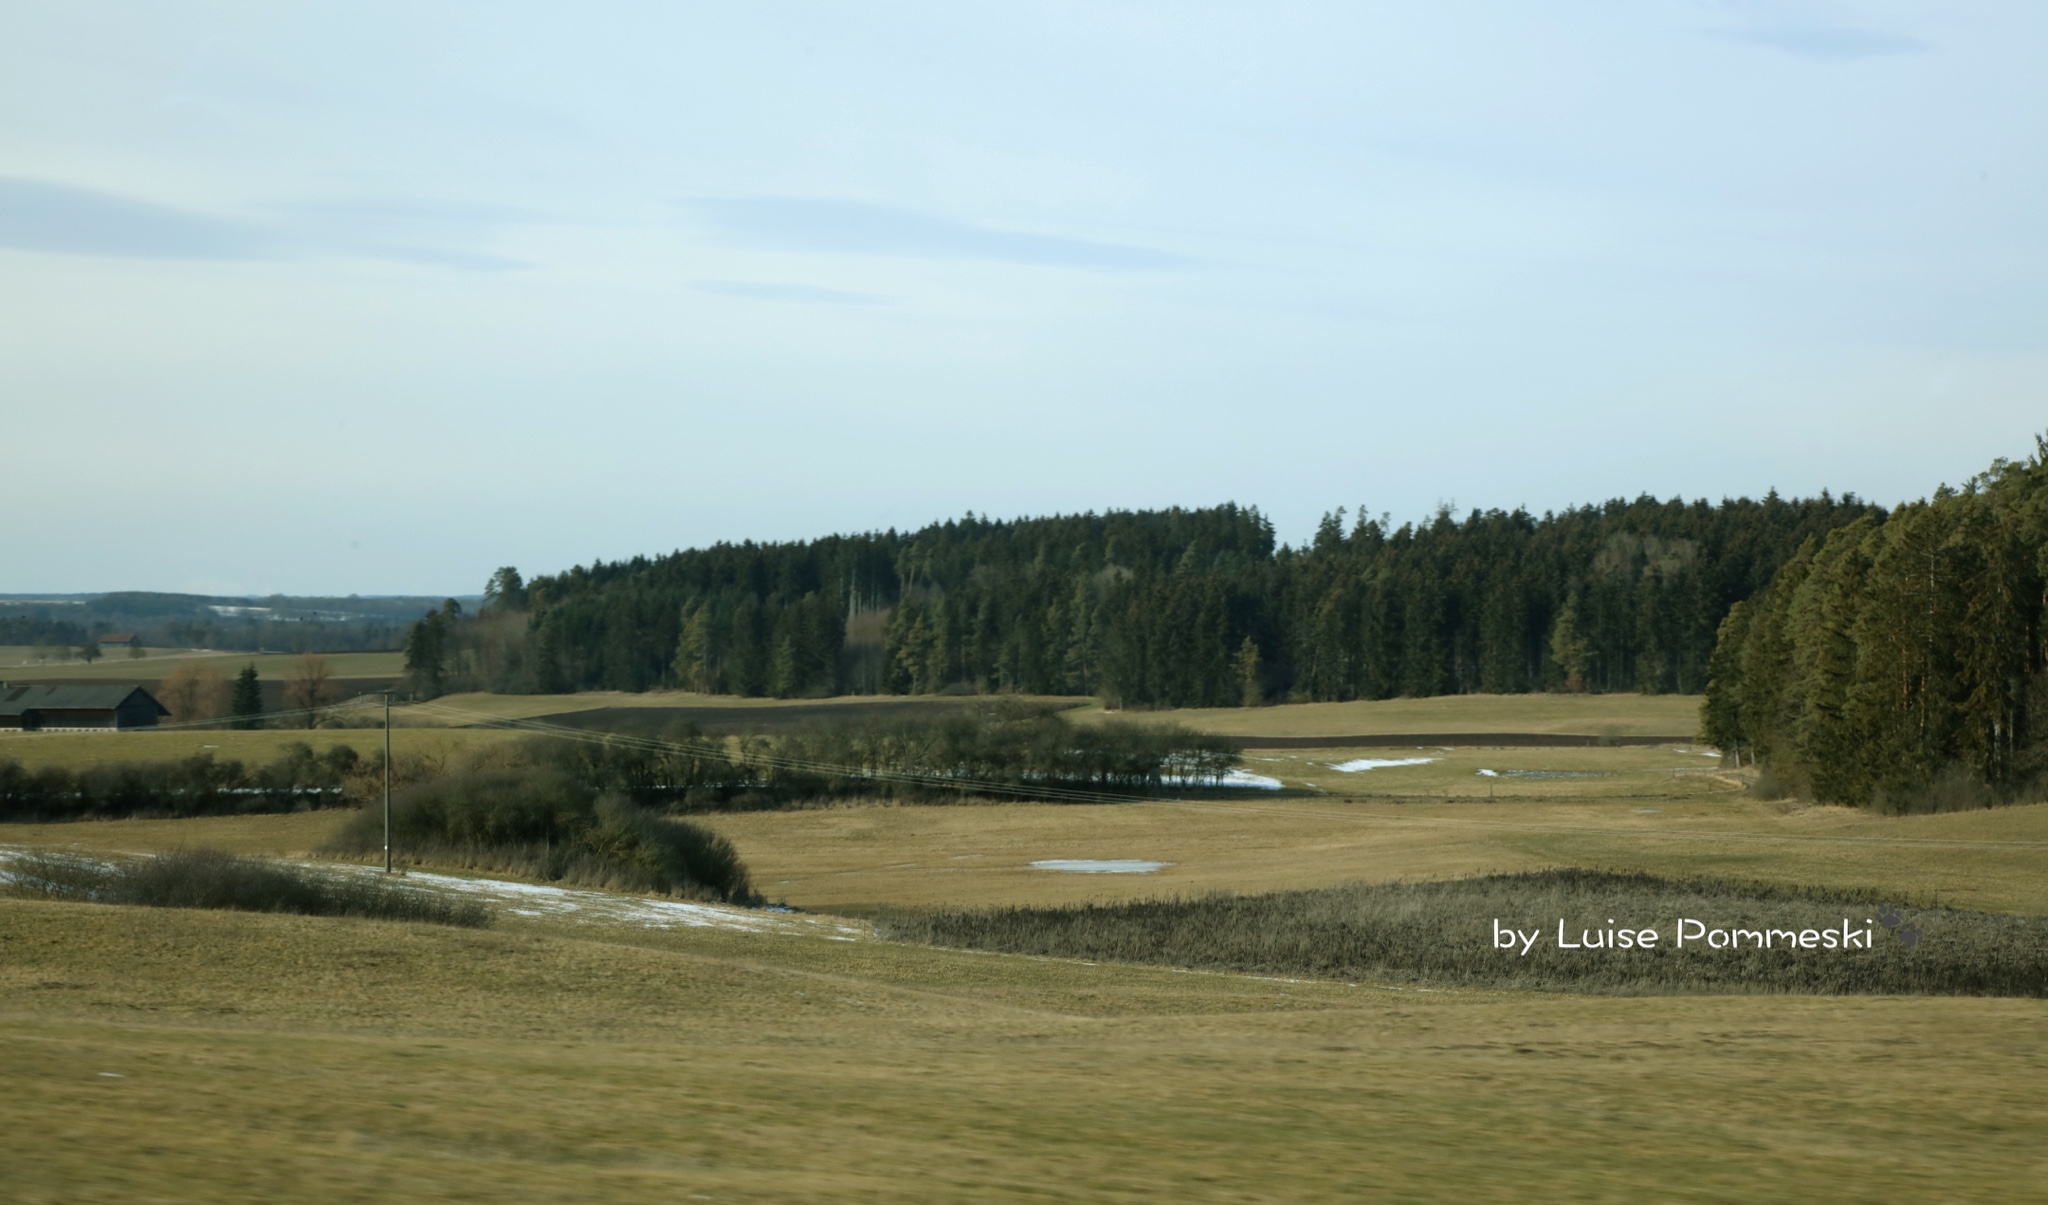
(1875, 905, 1903, 929)
(1897, 924, 1923, 948)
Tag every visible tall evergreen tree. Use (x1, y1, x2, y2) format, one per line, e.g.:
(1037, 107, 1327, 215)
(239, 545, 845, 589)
(229, 665, 264, 730)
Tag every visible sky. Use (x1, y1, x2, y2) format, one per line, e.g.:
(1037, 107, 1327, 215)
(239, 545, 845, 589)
(2, 1, 2044, 595)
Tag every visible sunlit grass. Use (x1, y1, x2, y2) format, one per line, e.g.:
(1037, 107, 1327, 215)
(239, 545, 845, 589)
(4, 895, 2045, 1203)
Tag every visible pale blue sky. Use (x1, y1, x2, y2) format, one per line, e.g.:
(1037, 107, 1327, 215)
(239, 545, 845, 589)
(2, 1, 2043, 594)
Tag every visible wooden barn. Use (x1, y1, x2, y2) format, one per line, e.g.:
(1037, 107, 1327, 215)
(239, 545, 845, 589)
(0, 684, 171, 731)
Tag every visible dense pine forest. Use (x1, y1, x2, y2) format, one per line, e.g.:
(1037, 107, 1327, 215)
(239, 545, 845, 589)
(1701, 441, 2048, 807)
(409, 492, 1885, 709)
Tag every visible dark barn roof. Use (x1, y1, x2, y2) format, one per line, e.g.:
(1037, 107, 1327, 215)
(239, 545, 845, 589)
(0, 684, 171, 718)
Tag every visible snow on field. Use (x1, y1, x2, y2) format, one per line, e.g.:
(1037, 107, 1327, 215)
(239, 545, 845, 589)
(0, 848, 860, 939)
(1031, 860, 1173, 875)
(345, 868, 865, 938)
(1219, 768, 1284, 790)
(1159, 767, 1284, 790)
(1472, 769, 1611, 780)
(1329, 757, 1439, 772)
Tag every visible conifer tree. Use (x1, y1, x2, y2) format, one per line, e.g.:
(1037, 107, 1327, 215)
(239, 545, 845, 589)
(230, 665, 264, 730)
(1699, 601, 1751, 763)
(1549, 593, 1592, 692)
(1233, 637, 1263, 707)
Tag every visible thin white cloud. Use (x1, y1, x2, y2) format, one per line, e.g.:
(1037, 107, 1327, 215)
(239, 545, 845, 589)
(357, 244, 528, 272)
(1702, 1, 1929, 60)
(0, 177, 529, 269)
(264, 196, 538, 271)
(681, 196, 1197, 271)
(1714, 24, 1928, 59)
(692, 280, 887, 305)
(0, 176, 270, 259)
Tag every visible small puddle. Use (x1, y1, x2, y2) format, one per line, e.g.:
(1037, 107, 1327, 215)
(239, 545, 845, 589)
(1031, 859, 1173, 875)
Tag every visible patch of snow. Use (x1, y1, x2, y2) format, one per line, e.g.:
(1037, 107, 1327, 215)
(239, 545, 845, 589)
(7, 848, 853, 937)
(329, 866, 864, 938)
(1476, 768, 1500, 777)
(1495, 769, 1611, 780)
(1030, 859, 1173, 875)
(1160, 768, 1283, 790)
(1330, 757, 1439, 772)
(1220, 768, 1284, 790)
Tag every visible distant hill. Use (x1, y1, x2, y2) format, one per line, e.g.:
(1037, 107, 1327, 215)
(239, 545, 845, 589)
(0, 592, 479, 654)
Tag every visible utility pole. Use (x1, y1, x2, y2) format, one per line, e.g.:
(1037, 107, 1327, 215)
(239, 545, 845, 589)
(383, 691, 393, 874)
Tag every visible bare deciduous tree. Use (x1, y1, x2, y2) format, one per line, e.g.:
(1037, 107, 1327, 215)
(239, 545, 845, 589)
(158, 662, 233, 723)
(282, 654, 337, 727)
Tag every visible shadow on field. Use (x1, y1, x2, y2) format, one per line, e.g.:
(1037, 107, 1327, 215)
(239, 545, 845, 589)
(879, 869, 2048, 997)
(520, 698, 1064, 737)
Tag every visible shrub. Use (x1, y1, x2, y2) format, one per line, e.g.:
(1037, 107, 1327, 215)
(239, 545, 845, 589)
(2, 848, 489, 927)
(514, 705, 1244, 811)
(1874, 765, 2001, 815)
(0, 743, 363, 822)
(324, 768, 755, 903)
(767, 707, 1241, 799)
(880, 869, 2048, 998)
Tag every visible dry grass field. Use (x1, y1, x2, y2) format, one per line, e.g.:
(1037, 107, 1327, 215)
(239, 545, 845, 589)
(700, 794, 2048, 917)
(1243, 742, 1732, 797)
(3, 884, 2044, 1203)
(1073, 692, 1706, 737)
(0, 647, 405, 682)
(0, 727, 517, 773)
(411, 690, 1704, 739)
(4, 692, 2045, 1201)
(421, 689, 1081, 721)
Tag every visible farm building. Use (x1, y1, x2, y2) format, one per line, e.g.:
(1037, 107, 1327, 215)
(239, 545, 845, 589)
(98, 633, 138, 648)
(0, 684, 171, 731)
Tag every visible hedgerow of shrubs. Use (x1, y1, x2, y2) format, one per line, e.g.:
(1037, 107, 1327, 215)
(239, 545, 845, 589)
(323, 765, 756, 903)
(0, 742, 364, 822)
(519, 704, 1243, 812)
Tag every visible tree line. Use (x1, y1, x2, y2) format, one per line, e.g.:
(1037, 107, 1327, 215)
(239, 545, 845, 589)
(0, 617, 88, 647)
(0, 743, 365, 822)
(0, 592, 438, 658)
(404, 495, 1885, 707)
(1701, 439, 2048, 807)
(518, 706, 1242, 809)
